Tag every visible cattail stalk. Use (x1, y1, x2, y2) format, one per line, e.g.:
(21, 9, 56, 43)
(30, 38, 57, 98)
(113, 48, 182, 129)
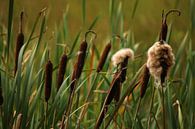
(62, 31, 96, 129)
(45, 60, 53, 102)
(70, 40, 87, 92)
(57, 53, 68, 91)
(63, 40, 87, 129)
(104, 65, 145, 129)
(147, 86, 156, 129)
(76, 42, 111, 129)
(95, 72, 121, 129)
(95, 49, 134, 128)
(14, 11, 24, 75)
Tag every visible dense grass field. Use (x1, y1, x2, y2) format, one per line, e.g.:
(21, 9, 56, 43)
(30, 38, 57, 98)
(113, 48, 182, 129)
(0, 0, 195, 129)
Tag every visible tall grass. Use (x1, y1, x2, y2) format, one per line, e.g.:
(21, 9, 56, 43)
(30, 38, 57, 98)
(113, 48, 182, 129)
(0, 0, 194, 129)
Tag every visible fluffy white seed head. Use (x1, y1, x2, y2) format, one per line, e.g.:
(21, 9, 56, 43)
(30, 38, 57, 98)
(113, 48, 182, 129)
(146, 41, 175, 87)
(112, 48, 134, 66)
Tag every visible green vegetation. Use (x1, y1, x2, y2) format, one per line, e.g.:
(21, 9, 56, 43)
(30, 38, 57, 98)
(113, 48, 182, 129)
(0, 0, 195, 129)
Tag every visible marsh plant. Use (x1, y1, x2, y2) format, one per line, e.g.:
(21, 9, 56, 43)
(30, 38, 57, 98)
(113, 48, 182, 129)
(0, 0, 194, 129)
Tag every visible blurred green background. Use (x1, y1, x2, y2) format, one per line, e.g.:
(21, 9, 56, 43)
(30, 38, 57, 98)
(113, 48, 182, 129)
(0, 0, 194, 49)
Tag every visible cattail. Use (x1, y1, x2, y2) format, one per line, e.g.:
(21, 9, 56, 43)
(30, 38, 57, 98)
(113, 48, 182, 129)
(97, 42, 111, 72)
(140, 64, 150, 98)
(111, 72, 122, 102)
(120, 56, 129, 83)
(95, 72, 121, 129)
(95, 48, 134, 128)
(112, 48, 134, 82)
(45, 60, 53, 102)
(159, 9, 181, 41)
(111, 48, 134, 67)
(57, 53, 68, 91)
(70, 40, 87, 92)
(14, 11, 24, 75)
(147, 41, 175, 87)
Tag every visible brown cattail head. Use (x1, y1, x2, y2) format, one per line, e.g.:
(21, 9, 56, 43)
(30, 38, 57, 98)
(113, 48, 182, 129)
(14, 11, 24, 75)
(74, 41, 87, 79)
(108, 72, 121, 103)
(45, 60, 53, 102)
(147, 41, 175, 87)
(140, 64, 150, 98)
(57, 53, 68, 91)
(159, 9, 181, 41)
(120, 56, 129, 83)
(97, 42, 111, 72)
(70, 40, 88, 92)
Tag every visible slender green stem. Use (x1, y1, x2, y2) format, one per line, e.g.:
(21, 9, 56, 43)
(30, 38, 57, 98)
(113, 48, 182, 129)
(147, 86, 156, 129)
(161, 87, 165, 129)
(63, 81, 77, 129)
(132, 98, 142, 129)
(52, 109, 56, 128)
(151, 112, 160, 129)
(45, 102, 48, 129)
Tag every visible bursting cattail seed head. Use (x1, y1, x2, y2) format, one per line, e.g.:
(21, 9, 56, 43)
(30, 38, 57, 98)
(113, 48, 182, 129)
(45, 60, 53, 102)
(57, 53, 68, 91)
(147, 41, 175, 87)
(111, 48, 134, 67)
(14, 11, 24, 75)
(97, 42, 111, 72)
